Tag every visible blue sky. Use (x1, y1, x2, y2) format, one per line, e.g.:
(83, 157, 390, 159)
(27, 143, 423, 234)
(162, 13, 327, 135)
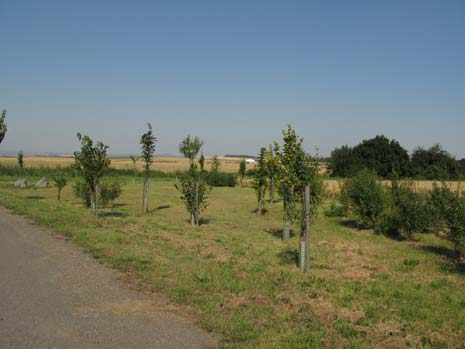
(1, 0, 464, 157)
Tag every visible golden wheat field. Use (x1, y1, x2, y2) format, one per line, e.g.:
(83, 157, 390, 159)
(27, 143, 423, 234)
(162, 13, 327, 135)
(0, 156, 251, 173)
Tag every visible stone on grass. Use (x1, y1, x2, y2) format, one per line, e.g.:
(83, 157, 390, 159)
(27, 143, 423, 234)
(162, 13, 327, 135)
(14, 179, 28, 188)
(35, 177, 50, 188)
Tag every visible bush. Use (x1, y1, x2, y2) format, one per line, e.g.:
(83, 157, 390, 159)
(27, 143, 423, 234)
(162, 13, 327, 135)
(428, 182, 456, 233)
(207, 171, 236, 187)
(324, 201, 345, 217)
(375, 181, 431, 239)
(395, 183, 430, 239)
(74, 180, 122, 208)
(439, 188, 465, 266)
(74, 180, 92, 207)
(99, 181, 122, 207)
(340, 169, 388, 229)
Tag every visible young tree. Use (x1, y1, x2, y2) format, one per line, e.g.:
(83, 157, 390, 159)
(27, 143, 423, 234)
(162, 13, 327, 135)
(211, 155, 221, 173)
(277, 125, 324, 271)
(74, 133, 110, 217)
(0, 110, 7, 144)
(298, 153, 324, 271)
(265, 142, 280, 203)
(278, 125, 303, 241)
(199, 153, 206, 171)
(238, 159, 246, 186)
(175, 136, 209, 225)
(253, 147, 268, 215)
(140, 123, 157, 213)
(17, 150, 24, 176)
(129, 155, 138, 184)
(444, 193, 465, 266)
(53, 174, 67, 201)
(179, 135, 204, 164)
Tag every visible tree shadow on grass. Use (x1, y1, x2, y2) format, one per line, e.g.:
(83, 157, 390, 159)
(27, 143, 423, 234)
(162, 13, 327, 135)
(198, 217, 212, 225)
(251, 208, 268, 215)
(155, 205, 171, 211)
(278, 248, 298, 266)
(265, 228, 296, 239)
(339, 219, 405, 241)
(100, 211, 129, 218)
(420, 245, 456, 259)
(112, 203, 127, 208)
(419, 245, 465, 274)
(183, 217, 212, 226)
(25, 195, 45, 200)
(339, 219, 362, 230)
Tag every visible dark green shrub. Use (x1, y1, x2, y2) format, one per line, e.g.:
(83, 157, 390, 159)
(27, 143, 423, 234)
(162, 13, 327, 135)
(74, 180, 122, 208)
(341, 169, 388, 228)
(428, 182, 456, 233)
(99, 181, 122, 207)
(443, 191, 465, 266)
(74, 180, 92, 207)
(392, 181, 430, 239)
(375, 181, 430, 239)
(207, 171, 236, 187)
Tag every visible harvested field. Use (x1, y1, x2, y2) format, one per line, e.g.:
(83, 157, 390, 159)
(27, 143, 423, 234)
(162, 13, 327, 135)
(0, 156, 253, 173)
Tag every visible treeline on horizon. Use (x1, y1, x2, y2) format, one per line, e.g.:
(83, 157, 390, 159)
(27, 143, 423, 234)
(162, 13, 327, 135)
(327, 135, 464, 180)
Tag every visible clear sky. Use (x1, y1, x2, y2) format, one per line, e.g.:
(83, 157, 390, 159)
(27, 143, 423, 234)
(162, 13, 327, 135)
(2, 0, 464, 157)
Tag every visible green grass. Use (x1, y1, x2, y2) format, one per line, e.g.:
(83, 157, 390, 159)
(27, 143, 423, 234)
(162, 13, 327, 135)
(1, 176, 465, 348)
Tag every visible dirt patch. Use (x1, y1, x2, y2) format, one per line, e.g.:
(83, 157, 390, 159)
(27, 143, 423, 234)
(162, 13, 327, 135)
(374, 336, 408, 349)
(275, 292, 364, 324)
(372, 320, 404, 337)
(318, 242, 382, 281)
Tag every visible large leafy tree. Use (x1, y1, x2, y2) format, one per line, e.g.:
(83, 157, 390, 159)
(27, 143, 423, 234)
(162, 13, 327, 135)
(328, 145, 361, 178)
(140, 123, 157, 213)
(328, 135, 410, 178)
(352, 135, 410, 178)
(410, 144, 458, 180)
(74, 133, 110, 217)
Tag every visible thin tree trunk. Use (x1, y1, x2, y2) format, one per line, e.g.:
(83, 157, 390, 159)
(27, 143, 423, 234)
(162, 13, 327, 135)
(191, 213, 196, 226)
(258, 184, 265, 214)
(143, 178, 149, 213)
(269, 176, 275, 203)
(142, 179, 146, 211)
(95, 180, 99, 218)
(57, 189, 61, 202)
(283, 187, 292, 241)
(303, 185, 311, 272)
(195, 181, 199, 225)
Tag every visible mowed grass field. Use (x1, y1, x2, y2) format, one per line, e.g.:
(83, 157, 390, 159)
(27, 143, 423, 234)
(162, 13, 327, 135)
(1, 177, 464, 348)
